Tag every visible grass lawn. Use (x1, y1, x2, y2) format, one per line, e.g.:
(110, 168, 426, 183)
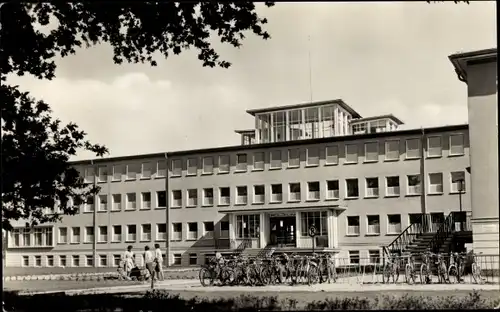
(3, 280, 144, 292)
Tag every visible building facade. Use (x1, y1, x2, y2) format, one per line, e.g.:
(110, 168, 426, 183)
(5, 100, 471, 268)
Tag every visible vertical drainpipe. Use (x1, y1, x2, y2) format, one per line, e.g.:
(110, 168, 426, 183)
(164, 153, 170, 268)
(420, 128, 428, 229)
(92, 160, 97, 268)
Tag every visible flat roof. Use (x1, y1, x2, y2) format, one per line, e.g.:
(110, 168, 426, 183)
(246, 99, 362, 119)
(234, 129, 255, 134)
(449, 48, 497, 83)
(350, 114, 404, 125)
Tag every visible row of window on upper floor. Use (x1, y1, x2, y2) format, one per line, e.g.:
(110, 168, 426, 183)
(79, 160, 167, 184)
(170, 134, 466, 177)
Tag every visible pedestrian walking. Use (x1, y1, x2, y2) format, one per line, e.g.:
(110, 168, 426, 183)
(122, 245, 135, 278)
(144, 245, 156, 289)
(154, 243, 164, 281)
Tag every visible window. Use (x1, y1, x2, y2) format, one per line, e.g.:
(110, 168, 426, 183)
(187, 189, 198, 207)
(98, 195, 108, 211)
(157, 160, 167, 177)
(386, 176, 400, 196)
(218, 155, 230, 173)
(346, 179, 359, 198)
(289, 183, 301, 201)
(385, 140, 400, 161)
(111, 194, 121, 211)
(270, 150, 282, 169)
(427, 136, 442, 157)
(236, 186, 248, 205)
(172, 190, 182, 207)
(59, 255, 67, 267)
(126, 164, 138, 180)
(86, 255, 93, 267)
(126, 224, 137, 242)
(352, 123, 367, 134)
(141, 224, 151, 241)
(99, 255, 107, 267)
(98, 226, 108, 243)
(449, 134, 465, 156)
(288, 149, 300, 168)
(270, 184, 282, 203)
(428, 173, 443, 194)
(252, 152, 264, 171)
(203, 188, 213, 206)
(301, 211, 327, 236)
(202, 156, 214, 174)
(187, 222, 198, 240)
(405, 138, 420, 159)
(347, 216, 360, 235)
(156, 223, 167, 241)
(84, 196, 95, 212)
(71, 227, 80, 244)
(364, 142, 379, 162)
(450, 171, 466, 193)
(112, 165, 124, 181)
(112, 225, 122, 242)
(220, 221, 229, 237)
(307, 182, 320, 200)
(58, 227, 67, 244)
(367, 215, 380, 235)
(219, 187, 230, 205)
(369, 250, 381, 264)
(189, 253, 197, 265)
(22, 228, 31, 247)
(345, 144, 358, 164)
(187, 158, 198, 175)
(98, 166, 108, 183)
(349, 251, 360, 264)
(236, 154, 248, 171)
(10, 229, 21, 247)
(326, 180, 339, 200)
(157, 191, 166, 208)
(236, 214, 260, 238)
(306, 147, 319, 166)
(126, 193, 136, 210)
(84, 227, 94, 243)
(84, 167, 95, 183)
(22, 255, 29, 267)
(325, 145, 339, 165)
(47, 255, 54, 267)
(171, 159, 182, 177)
(407, 175, 421, 195)
(365, 178, 379, 197)
(72, 255, 80, 267)
(173, 254, 182, 266)
(387, 214, 402, 234)
(141, 162, 152, 179)
(252, 185, 265, 204)
(203, 222, 214, 238)
(172, 223, 182, 241)
(34, 255, 42, 267)
(113, 255, 121, 267)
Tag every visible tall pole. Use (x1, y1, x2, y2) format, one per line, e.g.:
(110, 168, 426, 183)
(419, 127, 428, 231)
(459, 179, 464, 231)
(164, 153, 170, 268)
(92, 160, 97, 268)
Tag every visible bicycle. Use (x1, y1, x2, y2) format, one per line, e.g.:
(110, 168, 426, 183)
(383, 253, 401, 284)
(435, 253, 449, 284)
(403, 253, 417, 284)
(420, 250, 433, 284)
(448, 252, 466, 284)
(199, 256, 232, 287)
(471, 252, 483, 284)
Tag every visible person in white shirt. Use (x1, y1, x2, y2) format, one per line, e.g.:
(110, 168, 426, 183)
(144, 245, 156, 289)
(122, 245, 135, 277)
(154, 243, 164, 281)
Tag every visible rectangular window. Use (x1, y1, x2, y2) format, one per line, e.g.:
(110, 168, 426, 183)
(84, 226, 94, 243)
(156, 223, 167, 241)
(325, 145, 339, 165)
(386, 176, 400, 196)
(203, 222, 214, 238)
(365, 177, 379, 197)
(113, 255, 121, 267)
(428, 173, 444, 194)
(141, 224, 151, 241)
(71, 227, 80, 244)
(187, 158, 198, 175)
(449, 134, 465, 156)
(369, 250, 381, 264)
(219, 187, 230, 205)
(387, 214, 402, 234)
(236, 186, 248, 205)
(347, 216, 360, 235)
(126, 224, 137, 242)
(33, 255, 41, 267)
(47, 255, 54, 267)
(289, 183, 301, 201)
(112, 225, 122, 242)
(288, 149, 300, 168)
(346, 179, 359, 198)
(172, 223, 182, 241)
(58, 227, 67, 244)
(326, 180, 339, 200)
(187, 222, 198, 240)
(270, 150, 282, 169)
(156, 191, 166, 208)
(236, 214, 260, 238)
(98, 195, 108, 212)
(141, 162, 152, 179)
(220, 221, 229, 238)
(307, 181, 320, 200)
(270, 184, 283, 203)
(156, 160, 167, 177)
(251, 152, 264, 171)
(141, 192, 151, 209)
(84, 196, 95, 212)
(173, 254, 182, 266)
(98, 166, 108, 183)
(86, 255, 93, 267)
(236, 154, 248, 172)
(187, 189, 198, 207)
(405, 138, 420, 159)
(72, 255, 80, 267)
(385, 140, 400, 161)
(189, 253, 197, 265)
(427, 136, 442, 157)
(22, 255, 29, 267)
(202, 156, 214, 174)
(367, 215, 380, 235)
(112, 165, 124, 181)
(218, 155, 230, 173)
(111, 194, 121, 211)
(364, 142, 379, 162)
(98, 226, 107, 243)
(59, 255, 67, 267)
(99, 255, 107, 267)
(126, 164, 139, 180)
(306, 147, 319, 166)
(203, 188, 214, 206)
(349, 251, 360, 264)
(450, 171, 466, 193)
(407, 175, 421, 195)
(345, 144, 358, 164)
(84, 167, 95, 184)
(126, 193, 136, 210)
(22, 228, 31, 247)
(172, 190, 182, 207)
(253, 185, 265, 204)
(300, 211, 327, 236)
(171, 159, 182, 177)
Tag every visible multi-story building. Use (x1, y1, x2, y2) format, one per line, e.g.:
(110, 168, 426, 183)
(4, 99, 471, 268)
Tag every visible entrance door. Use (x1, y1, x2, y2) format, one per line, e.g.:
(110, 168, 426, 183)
(431, 213, 445, 232)
(408, 213, 423, 233)
(269, 216, 296, 247)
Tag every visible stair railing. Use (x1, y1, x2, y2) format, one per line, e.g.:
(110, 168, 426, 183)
(428, 211, 469, 253)
(233, 237, 253, 256)
(385, 213, 432, 256)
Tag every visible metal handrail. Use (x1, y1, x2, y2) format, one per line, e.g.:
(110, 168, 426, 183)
(428, 211, 469, 253)
(385, 213, 431, 256)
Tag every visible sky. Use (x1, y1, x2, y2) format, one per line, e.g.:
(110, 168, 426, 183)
(6, 2, 497, 161)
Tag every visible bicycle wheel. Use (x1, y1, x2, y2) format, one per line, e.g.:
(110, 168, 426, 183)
(393, 265, 400, 284)
(420, 264, 429, 284)
(448, 265, 458, 284)
(472, 263, 483, 284)
(199, 267, 214, 287)
(405, 264, 413, 284)
(221, 267, 235, 286)
(307, 266, 320, 285)
(382, 264, 392, 284)
(260, 267, 271, 285)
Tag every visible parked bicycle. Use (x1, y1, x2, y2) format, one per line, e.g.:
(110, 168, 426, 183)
(471, 252, 483, 284)
(448, 252, 466, 284)
(420, 250, 433, 284)
(383, 253, 401, 284)
(435, 253, 449, 284)
(403, 253, 418, 284)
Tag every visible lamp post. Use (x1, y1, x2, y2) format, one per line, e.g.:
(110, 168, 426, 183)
(458, 178, 464, 231)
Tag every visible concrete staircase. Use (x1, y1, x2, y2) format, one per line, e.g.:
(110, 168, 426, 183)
(239, 248, 263, 258)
